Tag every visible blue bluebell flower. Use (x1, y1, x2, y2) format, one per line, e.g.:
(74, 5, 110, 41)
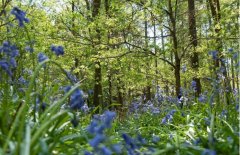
(84, 151, 93, 155)
(10, 57, 17, 68)
(191, 80, 197, 92)
(161, 109, 176, 124)
(70, 88, 84, 110)
(198, 95, 206, 103)
(37, 52, 48, 63)
(152, 135, 160, 143)
(51, 45, 64, 56)
(122, 133, 137, 150)
(89, 134, 105, 147)
(25, 46, 34, 53)
(101, 146, 112, 155)
(182, 64, 187, 73)
(111, 144, 122, 154)
(201, 149, 216, 155)
(11, 7, 29, 27)
(228, 48, 233, 52)
(103, 111, 116, 128)
(209, 50, 218, 60)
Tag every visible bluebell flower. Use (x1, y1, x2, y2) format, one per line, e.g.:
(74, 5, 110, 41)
(81, 103, 89, 113)
(182, 64, 187, 73)
(87, 120, 98, 134)
(193, 138, 201, 145)
(152, 135, 160, 143)
(201, 149, 216, 155)
(10, 57, 17, 68)
(0, 60, 12, 76)
(69, 88, 84, 110)
(103, 111, 116, 128)
(204, 118, 210, 126)
(101, 146, 112, 155)
(161, 109, 176, 124)
(37, 52, 48, 63)
(66, 71, 78, 83)
(51, 45, 64, 56)
(84, 151, 93, 155)
(198, 95, 206, 103)
(221, 110, 227, 117)
(228, 48, 233, 52)
(111, 144, 122, 154)
(89, 134, 105, 147)
(236, 104, 239, 112)
(25, 46, 34, 53)
(122, 133, 136, 150)
(11, 7, 29, 27)
(209, 50, 218, 60)
(191, 80, 197, 92)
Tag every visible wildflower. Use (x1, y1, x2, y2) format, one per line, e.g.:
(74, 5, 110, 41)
(161, 109, 176, 124)
(69, 88, 84, 110)
(198, 95, 206, 103)
(101, 146, 112, 155)
(0, 60, 12, 76)
(84, 151, 93, 155)
(51, 45, 64, 56)
(182, 64, 187, 73)
(11, 7, 29, 27)
(122, 133, 137, 150)
(87, 120, 98, 134)
(201, 149, 216, 155)
(103, 111, 116, 128)
(89, 134, 105, 147)
(37, 52, 48, 63)
(228, 48, 233, 52)
(111, 144, 122, 154)
(152, 135, 160, 143)
(208, 50, 218, 60)
(81, 103, 89, 113)
(191, 80, 197, 92)
(25, 46, 34, 53)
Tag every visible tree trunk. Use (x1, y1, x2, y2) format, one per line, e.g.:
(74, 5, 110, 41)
(168, 0, 181, 96)
(188, 0, 201, 96)
(92, 0, 103, 109)
(208, 0, 232, 104)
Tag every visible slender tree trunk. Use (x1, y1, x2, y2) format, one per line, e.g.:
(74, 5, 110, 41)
(92, 0, 103, 109)
(144, 9, 151, 101)
(208, 0, 232, 104)
(168, 0, 181, 96)
(188, 0, 201, 96)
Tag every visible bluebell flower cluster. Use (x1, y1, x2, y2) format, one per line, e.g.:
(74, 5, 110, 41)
(85, 111, 117, 155)
(161, 109, 176, 124)
(0, 41, 19, 76)
(64, 86, 85, 110)
(11, 7, 29, 27)
(51, 45, 64, 56)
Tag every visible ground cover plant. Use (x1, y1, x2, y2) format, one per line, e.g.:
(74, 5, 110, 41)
(0, 1, 239, 155)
